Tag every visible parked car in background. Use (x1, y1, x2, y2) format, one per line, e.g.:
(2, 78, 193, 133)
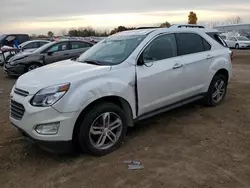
(9, 25, 232, 155)
(219, 34, 227, 40)
(0, 34, 30, 47)
(4, 40, 94, 76)
(0, 34, 30, 64)
(18, 40, 50, 52)
(225, 36, 250, 49)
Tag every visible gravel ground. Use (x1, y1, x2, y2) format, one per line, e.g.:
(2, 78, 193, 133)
(0, 50, 250, 188)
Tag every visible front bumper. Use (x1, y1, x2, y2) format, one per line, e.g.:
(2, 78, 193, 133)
(13, 123, 73, 153)
(10, 91, 79, 152)
(4, 63, 26, 76)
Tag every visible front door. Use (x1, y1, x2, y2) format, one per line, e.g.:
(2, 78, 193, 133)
(136, 33, 186, 116)
(43, 41, 70, 64)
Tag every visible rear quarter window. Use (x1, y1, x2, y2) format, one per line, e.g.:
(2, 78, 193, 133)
(206, 32, 228, 47)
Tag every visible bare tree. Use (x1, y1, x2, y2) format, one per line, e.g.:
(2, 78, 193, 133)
(225, 16, 243, 24)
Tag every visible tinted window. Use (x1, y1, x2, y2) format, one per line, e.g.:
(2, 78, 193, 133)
(203, 39, 211, 51)
(46, 42, 69, 52)
(39, 41, 49, 47)
(23, 42, 38, 49)
(0, 35, 6, 40)
(85, 42, 93, 47)
(16, 35, 29, 44)
(142, 34, 177, 63)
(70, 41, 90, 49)
(176, 33, 204, 55)
(206, 32, 228, 47)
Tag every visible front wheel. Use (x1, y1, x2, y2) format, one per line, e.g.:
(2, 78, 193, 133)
(204, 74, 228, 106)
(26, 63, 41, 72)
(77, 103, 128, 156)
(235, 44, 239, 49)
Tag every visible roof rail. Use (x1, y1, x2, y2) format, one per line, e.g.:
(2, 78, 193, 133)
(170, 24, 205, 29)
(136, 27, 161, 30)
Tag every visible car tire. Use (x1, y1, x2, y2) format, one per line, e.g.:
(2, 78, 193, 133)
(77, 103, 128, 156)
(204, 74, 228, 106)
(25, 63, 41, 72)
(235, 44, 239, 49)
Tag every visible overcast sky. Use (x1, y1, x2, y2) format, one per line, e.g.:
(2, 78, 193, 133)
(1, 0, 250, 34)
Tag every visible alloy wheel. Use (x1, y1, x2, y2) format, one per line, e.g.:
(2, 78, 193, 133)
(89, 112, 123, 150)
(212, 79, 226, 103)
(28, 64, 40, 71)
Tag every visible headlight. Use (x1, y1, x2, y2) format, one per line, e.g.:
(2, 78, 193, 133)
(30, 83, 70, 107)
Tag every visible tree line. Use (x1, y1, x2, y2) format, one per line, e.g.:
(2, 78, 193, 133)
(31, 12, 242, 39)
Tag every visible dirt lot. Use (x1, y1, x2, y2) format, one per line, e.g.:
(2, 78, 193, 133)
(0, 50, 250, 188)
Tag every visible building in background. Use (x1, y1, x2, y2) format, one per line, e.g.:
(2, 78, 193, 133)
(213, 23, 250, 38)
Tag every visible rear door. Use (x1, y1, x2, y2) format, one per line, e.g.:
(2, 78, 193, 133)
(68, 41, 93, 58)
(43, 41, 70, 64)
(175, 32, 212, 98)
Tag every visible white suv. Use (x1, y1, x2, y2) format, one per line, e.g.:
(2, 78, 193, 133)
(10, 25, 232, 155)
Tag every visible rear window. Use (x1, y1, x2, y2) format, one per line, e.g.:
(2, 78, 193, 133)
(16, 35, 30, 44)
(206, 32, 228, 47)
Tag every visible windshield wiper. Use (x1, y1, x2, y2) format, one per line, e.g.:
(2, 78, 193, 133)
(78, 59, 103, 65)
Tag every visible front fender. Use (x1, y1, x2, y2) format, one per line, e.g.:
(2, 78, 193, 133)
(53, 77, 136, 118)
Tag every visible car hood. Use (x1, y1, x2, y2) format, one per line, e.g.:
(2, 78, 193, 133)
(239, 41, 250, 44)
(15, 59, 111, 94)
(8, 51, 33, 62)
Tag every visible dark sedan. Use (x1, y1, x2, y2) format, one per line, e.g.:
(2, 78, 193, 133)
(4, 40, 94, 76)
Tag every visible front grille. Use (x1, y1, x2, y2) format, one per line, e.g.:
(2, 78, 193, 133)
(14, 88, 29, 97)
(10, 100, 25, 120)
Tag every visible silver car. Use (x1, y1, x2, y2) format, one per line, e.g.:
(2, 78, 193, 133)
(4, 40, 94, 76)
(18, 40, 50, 52)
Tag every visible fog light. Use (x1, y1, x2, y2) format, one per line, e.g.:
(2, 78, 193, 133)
(35, 122, 60, 135)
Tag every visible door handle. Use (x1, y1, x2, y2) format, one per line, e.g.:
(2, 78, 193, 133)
(64, 53, 69, 56)
(206, 54, 213, 59)
(173, 63, 183, 69)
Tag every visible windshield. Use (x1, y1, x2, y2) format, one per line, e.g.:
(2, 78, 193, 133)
(0, 35, 6, 41)
(32, 41, 54, 53)
(236, 36, 249, 41)
(77, 35, 146, 65)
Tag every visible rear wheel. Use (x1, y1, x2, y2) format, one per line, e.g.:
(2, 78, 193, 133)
(204, 74, 228, 106)
(77, 103, 128, 156)
(235, 44, 239, 49)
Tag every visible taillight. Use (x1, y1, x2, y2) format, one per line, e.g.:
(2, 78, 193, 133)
(230, 51, 233, 61)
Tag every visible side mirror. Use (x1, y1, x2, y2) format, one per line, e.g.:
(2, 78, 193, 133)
(71, 55, 79, 61)
(47, 51, 54, 56)
(137, 54, 144, 66)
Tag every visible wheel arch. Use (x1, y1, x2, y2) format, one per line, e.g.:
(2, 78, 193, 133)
(24, 61, 43, 72)
(72, 95, 134, 142)
(214, 68, 229, 82)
